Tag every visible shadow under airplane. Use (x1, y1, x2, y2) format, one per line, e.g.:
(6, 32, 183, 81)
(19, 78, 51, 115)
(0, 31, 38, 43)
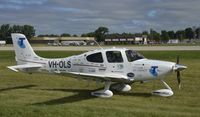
(33, 88, 152, 106)
(114, 91, 152, 97)
(0, 84, 152, 105)
(33, 88, 98, 105)
(0, 84, 37, 92)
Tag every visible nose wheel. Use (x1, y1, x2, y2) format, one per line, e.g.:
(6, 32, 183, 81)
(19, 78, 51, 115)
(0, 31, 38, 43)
(91, 81, 113, 98)
(152, 80, 174, 97)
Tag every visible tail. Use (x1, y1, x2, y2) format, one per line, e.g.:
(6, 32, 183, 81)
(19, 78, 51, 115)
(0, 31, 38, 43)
(7, 33, 42, 72)
(11, 33, 39, 64)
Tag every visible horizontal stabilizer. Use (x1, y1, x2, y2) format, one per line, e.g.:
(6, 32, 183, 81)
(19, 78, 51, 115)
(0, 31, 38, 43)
(7, 63, 42, 72)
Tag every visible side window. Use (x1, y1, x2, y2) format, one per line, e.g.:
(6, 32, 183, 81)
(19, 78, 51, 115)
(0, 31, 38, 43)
(106, 51, 123, 63)
(86, 52, 103, 63)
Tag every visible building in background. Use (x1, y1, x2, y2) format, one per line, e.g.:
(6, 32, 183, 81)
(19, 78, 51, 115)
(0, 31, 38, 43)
(168, 39, 179, 44)
(30, 37, 95, 46)
(0, 40, 6, 46)
(105, 35, 147, 45)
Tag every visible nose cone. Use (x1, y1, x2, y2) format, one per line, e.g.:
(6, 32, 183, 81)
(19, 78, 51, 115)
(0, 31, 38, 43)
(173, 64, 187, 71)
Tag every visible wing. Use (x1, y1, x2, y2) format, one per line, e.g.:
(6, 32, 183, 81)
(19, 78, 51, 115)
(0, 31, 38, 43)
(7, 63, 42, 72)
(69, 72, 130, 82)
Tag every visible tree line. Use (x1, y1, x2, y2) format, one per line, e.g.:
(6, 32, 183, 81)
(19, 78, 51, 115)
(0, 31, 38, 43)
(1, 23, 200, 43)
(81, 26, 200, 43)
(149, 27, 200, 43)
(0, 24, 35, 44)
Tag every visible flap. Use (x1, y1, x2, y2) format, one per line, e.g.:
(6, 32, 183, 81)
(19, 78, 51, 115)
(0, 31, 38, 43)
(70, 72, 128, 79)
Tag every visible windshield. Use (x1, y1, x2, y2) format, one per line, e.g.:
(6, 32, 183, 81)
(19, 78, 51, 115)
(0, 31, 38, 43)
(125, 50, 144, 62)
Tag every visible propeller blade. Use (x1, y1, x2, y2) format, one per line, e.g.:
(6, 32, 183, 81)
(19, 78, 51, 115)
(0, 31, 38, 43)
(176, 55, 184, 89)
(177, 71, 181, 89)
(176, 55, 179, 64)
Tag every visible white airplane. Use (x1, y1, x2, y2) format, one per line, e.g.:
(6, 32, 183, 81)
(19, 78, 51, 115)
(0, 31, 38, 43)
(7, 33, 187, 98)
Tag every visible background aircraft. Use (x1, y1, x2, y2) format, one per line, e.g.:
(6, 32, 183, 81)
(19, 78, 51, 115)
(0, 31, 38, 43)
(8, 33, 187, 98)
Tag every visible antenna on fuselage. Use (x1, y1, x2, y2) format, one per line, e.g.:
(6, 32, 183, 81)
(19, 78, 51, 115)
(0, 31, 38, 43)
(86, 37, 103, 49)
(93, 39, 103, 49)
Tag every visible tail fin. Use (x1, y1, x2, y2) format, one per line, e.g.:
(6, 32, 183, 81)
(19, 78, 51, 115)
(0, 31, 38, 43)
(11, 33, 39, 64)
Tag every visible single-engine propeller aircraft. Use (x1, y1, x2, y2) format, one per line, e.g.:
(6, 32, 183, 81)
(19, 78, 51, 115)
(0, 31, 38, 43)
(8, 33, 187, 98)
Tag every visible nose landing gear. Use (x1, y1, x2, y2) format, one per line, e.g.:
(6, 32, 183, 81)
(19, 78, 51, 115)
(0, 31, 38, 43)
(152, 80, 174, 97)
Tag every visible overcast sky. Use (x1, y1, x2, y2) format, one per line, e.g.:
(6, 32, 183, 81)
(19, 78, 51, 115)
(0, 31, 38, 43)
(0, 0, 200, 35)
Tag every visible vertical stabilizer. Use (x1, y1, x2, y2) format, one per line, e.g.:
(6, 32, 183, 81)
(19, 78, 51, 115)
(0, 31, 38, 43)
(11, 33, 39, 64)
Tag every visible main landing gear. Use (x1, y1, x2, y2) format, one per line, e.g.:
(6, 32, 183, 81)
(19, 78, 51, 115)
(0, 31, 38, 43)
(91, 82, 131, 98)
(91, 80, 174, 97)
(91, 82, 113, 98)
(111, 83, 131, 92)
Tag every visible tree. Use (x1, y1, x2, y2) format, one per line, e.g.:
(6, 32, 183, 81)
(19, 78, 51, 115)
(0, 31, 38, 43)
(185, 28, 194, 39)
(61, 33, 71, 37)
(176, 30, 185, 41)
(134, 33, 142, 37)
(0, 24, 11, 40)
(142, 31, 149, 36)
(195, 28, 200, 39)
(0, 24, 35, 43)
(149, 28, 154, 41)
(81, 32, 95, 37)
(154, 33, 160, 43)
(149, 29, 160, 42)
(72, 34, 78, 37)
(106, 33, 120, 39)
(94, 27, 109, 42)
(0, 24, 13, 43)
(21, 25, 35, 40)
(121, 32, 128, 38)
(120, 32, 134, 38)
(161, 30, 169, 43)
(168, 31, 175, 39)
(12, 25, 23, 33)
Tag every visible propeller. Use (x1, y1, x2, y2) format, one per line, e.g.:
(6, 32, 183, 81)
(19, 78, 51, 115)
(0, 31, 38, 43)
(174, 56, 187, 89)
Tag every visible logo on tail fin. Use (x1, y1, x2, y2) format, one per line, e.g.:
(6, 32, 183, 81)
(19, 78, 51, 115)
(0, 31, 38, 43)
(18, 38, 25, 48)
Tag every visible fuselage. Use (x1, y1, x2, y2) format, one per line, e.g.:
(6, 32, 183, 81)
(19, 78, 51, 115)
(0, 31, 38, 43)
(17, 48, 176, 83)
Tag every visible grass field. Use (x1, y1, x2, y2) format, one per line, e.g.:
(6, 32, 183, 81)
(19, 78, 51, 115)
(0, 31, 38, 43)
(0, 51, 200, 117)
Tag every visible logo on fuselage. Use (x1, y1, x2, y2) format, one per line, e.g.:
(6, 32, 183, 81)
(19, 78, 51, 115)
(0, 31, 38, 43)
(149, 66, 158, 77)
(18, 38, 26, 48)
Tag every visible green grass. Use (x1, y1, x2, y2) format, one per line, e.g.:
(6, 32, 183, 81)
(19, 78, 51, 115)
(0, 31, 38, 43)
(0, 51, 200, 117)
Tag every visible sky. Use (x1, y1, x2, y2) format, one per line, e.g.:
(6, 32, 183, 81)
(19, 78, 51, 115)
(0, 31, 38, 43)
(0, 0, 200, 35)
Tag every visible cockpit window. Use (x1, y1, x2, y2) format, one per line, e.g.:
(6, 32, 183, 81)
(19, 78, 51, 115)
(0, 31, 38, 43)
(106, 51, 123, 63)
(86, 52, 103, 63)
(125, 50, 144, 62)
